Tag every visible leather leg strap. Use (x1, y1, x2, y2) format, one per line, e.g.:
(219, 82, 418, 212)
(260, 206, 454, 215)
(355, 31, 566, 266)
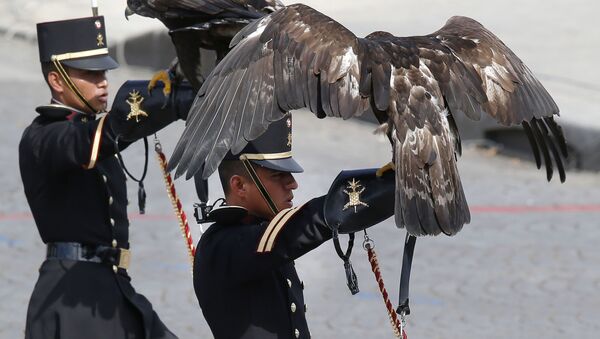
(332, 228, 359, 295)
(397, 234, 417, 315)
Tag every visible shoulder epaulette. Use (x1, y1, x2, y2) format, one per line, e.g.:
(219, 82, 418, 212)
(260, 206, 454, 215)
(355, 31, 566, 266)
(35, 104, 74, 119)
(257, 203, 306, 253)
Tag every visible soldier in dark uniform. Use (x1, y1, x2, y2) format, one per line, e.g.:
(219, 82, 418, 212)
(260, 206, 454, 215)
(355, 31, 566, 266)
(20, 16, 195, 339)
(193, 114, 396, 338)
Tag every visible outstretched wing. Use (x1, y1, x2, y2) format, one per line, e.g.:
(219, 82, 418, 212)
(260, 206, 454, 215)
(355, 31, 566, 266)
(169, 4, 369, 179)
(430, 16, 566, 181)
(367, 17, 566, 236)
(168, 4, 566, 237)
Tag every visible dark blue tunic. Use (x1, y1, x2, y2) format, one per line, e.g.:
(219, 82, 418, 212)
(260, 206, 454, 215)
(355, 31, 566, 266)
(20, 102, 179, 339)
(194, 197, 333, 339)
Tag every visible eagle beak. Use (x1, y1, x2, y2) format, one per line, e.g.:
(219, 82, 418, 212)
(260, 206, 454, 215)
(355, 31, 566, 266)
(124, 6, 134, 20)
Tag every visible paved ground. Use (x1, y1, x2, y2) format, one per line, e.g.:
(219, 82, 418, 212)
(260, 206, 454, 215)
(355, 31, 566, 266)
(2, 1, 600, 338)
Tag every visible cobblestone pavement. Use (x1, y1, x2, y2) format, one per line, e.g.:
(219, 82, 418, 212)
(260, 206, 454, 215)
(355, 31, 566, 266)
(2, 3, 600, 338)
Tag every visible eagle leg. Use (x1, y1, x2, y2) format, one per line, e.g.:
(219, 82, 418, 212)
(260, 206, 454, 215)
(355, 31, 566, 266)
(147, 61, 181, 109)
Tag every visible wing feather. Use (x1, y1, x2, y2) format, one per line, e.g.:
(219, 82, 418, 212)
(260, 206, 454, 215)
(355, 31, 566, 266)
(538, 119, 566, 183)
(545, 117, 568, 157)
(522, 121, 543, 169)
(529, 118, 554, 181)
(187, 69, 248, 178)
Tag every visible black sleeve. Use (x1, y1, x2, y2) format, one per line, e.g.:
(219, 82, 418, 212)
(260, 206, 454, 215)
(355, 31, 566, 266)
(107, 80, 196, 141)
(25, 116, 122, 173)
(207, 196, 332, 284)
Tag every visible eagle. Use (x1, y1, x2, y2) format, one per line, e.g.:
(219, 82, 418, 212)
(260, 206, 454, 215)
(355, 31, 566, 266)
(126, 0, 284, 90)
(167, 3, 568, 237)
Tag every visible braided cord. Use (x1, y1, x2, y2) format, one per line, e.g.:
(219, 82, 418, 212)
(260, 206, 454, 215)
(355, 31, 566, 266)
(366, 245, 407, 339)
(154, 138, 195, 267)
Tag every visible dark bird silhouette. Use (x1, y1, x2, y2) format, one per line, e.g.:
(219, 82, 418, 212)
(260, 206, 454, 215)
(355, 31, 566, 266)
(167, 4, 568, 237)
(126, 0, 284, 90)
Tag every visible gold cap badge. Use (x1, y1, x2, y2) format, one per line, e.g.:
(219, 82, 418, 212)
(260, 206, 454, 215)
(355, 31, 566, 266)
(97, 33, 104, 47)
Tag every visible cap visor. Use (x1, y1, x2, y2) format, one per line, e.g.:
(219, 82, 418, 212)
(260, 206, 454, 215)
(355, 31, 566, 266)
(252, 157, 304, 173)
(62, 54, 119, 71)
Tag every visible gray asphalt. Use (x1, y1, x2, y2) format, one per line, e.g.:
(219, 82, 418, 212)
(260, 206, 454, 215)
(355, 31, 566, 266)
(2, 2, 600, 338)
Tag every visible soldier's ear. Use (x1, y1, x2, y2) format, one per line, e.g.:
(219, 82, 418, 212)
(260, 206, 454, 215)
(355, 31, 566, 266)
(47, 71, 65, 94)
(229, 175, 246, 197)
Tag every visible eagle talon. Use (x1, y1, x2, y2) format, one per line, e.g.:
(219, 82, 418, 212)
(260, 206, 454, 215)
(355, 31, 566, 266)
(160, 93, 170, 110)
(148, 70, 172, 98)
(376, 162, 395, 177)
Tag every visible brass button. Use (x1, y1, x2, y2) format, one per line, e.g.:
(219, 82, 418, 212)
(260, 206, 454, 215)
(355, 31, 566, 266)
(294, 329, 300, 338)
(110, 218, 115, 226)
(287, 279, 292, 288)
(109, 196, 114, 205)
(112, 265, 118, 273)
(112, 239, 117, 248)
(102, 175, 107, 183)
(290, 303, 296, 313)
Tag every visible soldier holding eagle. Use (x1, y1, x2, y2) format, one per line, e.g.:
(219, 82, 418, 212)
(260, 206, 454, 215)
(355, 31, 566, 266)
(127, 1, 567, 338)
(129, 0, 567, 337)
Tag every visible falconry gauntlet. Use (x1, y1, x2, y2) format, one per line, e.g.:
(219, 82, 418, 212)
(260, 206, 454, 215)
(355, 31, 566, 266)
(324, 168, 395, 234)
(109, 80, 196, 141)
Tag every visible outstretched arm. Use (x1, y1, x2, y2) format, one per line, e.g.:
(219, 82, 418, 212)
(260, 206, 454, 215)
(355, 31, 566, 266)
(108, 79, 196, 142)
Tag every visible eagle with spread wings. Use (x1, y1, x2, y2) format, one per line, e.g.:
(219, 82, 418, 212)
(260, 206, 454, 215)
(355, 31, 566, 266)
(167, 3, 568, 237)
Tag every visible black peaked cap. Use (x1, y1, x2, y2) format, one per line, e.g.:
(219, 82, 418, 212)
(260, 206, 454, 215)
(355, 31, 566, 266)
(225, 114, 303, 173)
(37, 16, 118, 71)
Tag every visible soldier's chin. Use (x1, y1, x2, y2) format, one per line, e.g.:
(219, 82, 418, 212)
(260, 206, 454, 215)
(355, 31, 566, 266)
(280, 201, 293, 209)
(93, 101, 108, 113)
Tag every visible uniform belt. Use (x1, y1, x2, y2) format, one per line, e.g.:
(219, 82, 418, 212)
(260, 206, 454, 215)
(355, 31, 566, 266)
(46, 242, 131, 270)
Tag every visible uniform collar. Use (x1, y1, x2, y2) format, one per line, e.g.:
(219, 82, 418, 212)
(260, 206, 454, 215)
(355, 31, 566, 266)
(35, 99, 94, 121)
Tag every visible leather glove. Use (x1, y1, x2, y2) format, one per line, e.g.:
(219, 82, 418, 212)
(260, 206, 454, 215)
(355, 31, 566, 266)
(109, 80, 196, 141)
(323, 168, 395, 234)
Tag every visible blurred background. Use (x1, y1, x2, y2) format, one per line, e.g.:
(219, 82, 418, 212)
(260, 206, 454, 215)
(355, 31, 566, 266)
(1, 1, 599, 338)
